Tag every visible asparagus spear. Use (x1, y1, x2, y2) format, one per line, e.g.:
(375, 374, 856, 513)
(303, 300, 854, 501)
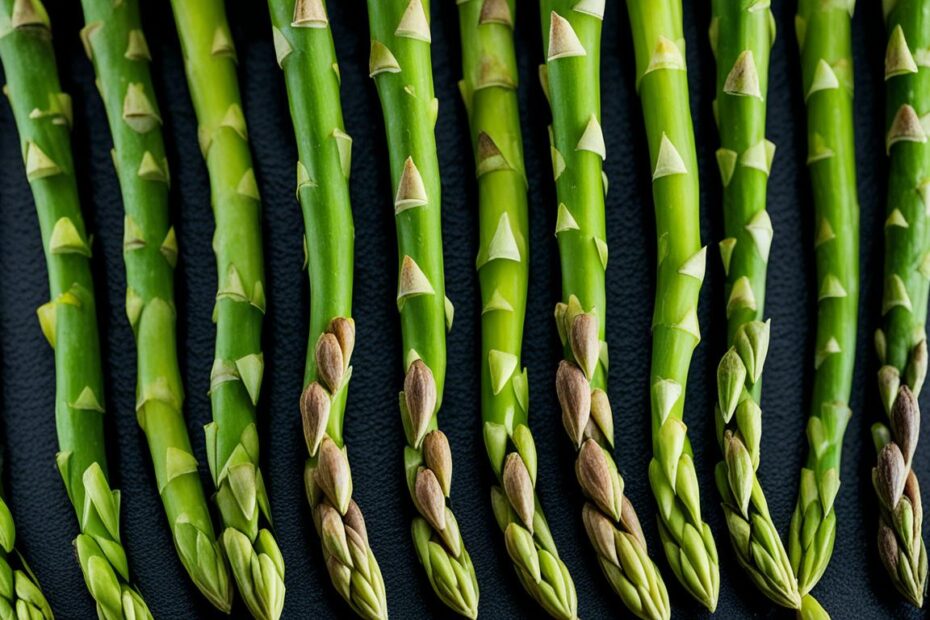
(76, 0, 238, 613)
(457, 2, 576, 618)
(789, 0, 859, 596)
(0, 475, 52, 618)
(367, 0, 479, 616)
(168, 1, 285, 616)
(540, 4, 669, 618)
(708, 1, 800, 609)
(267, 1, 387, 618)
(625, 0, 719, 610)
(0, 1, 151, 617)
(872, 0, 930, 606)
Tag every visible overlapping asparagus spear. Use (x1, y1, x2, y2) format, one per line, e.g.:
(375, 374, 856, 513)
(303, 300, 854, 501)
(789, 0, 859, 596)
(367, 0, 479, 616)
(709, 0, 800, 609)
(457, 1, 576, 618)
(625, 0, 719, 610)
(872, 0, 930, 606)
(541, 4, 669, 619)
(0, 1, 151, 617)
(77, 0, 237, 614)
(0, 475, 52, 618)
(168, 1, 285, 617)
(267, 1, 387, 618)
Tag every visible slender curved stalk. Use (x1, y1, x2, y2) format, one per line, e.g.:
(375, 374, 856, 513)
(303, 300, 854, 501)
(458, 1, 576, 618)
(267, 1, 387, 618)
(366, 0, 479, 616)
(0, 1, 150, 617)
(871, 0, 930, 606)
(625, 0, 719, 610)
(789, 0, 859, 596)
(76, 0, 238, 613)
(708, 0, 800, 609)
(168, 1, 285, 617)
(541, 3, 669, 618)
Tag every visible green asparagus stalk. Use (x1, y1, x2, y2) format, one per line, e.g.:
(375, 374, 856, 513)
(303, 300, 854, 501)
(625, 0, 719, 610)
(168, 1, 285, 617)
(872, 0, 930, 606)
(457, 2, 576, 618)
(267, 1, 387, 618)
(541, 4, 669, 619)
(367, 0, 479, 616)
(0, 475, 52, 618)
(76, 0, 236, 613)
(789, 0, 859, 596)
(708, 1, 800, 609)
(0, 2, 152, 617)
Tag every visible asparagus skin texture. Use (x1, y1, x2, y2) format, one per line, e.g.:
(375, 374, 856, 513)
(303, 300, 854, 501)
(709, 0, 800, 609)
(78, 0, 237, 614)
(0, 484, 52, 618)
(0, 1, 151, 617)
(367, 0, 479, 616)
(169, 0, 286, 616)
(268, 1, 387, 617)
(625, 0, 719, 610)
(458, 1, 577, 617)
(789, 0, 859, 596)
(541, 3, 670, 619)
(872, 0, 930, 606)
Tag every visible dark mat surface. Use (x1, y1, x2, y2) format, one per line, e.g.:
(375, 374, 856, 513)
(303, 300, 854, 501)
(0, 0, 912, 618)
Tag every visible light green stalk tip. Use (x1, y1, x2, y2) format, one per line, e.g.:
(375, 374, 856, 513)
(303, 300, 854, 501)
(797, 593, 831, 620)
(412, 519, 479, 619)
(222, 528, 285, 620)
(173, 519, 233, 613)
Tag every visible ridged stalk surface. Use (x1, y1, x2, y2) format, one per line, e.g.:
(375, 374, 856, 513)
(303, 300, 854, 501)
(542, 3, 669, 618)
(366, 0, 479, 616)
(458, 1, 576, 618)
(789, 0, 859, 596)
(709, 0, 800, 609)
(0, 1, 150, 617)
(871, 0, 930, 607)
(267, 0, 387, 617)
(169, 0, 284, 616)
(625, 0, 719, 610)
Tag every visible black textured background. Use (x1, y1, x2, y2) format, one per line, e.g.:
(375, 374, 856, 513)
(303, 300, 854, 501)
(0, 0, 910, 618)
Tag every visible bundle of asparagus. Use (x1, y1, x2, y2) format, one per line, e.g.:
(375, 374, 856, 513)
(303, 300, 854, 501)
(625, 0, 719, 611)
(457, 1, 576, 618)
(872, 0, 929, 606)
(267, 0, 387, 617)
(709, 0, 799, 609)
(168, 0, 284, 617)
(367, 0, 479, 616)
(541, 3, 669, 619)
(0, 0, 151, 616)
(789, 0, 859, 597)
